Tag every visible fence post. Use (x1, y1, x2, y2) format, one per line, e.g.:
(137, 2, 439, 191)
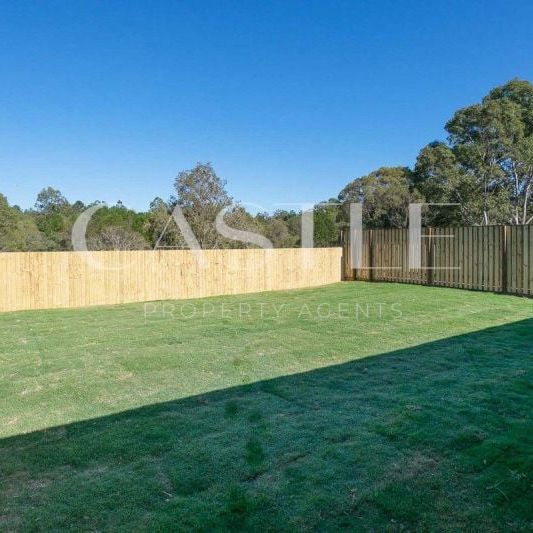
(426, 227, 434, 286)
(340, 229, 346, 280)
(369, 229, 374, 281)
(340, 228, 353, 281)
(501, 225, 508, 293)
(350, 225, 358, 280)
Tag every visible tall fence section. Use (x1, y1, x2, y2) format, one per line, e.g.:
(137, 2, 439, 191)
(342, 225, 533, 296)
(0, 248, 342, 313)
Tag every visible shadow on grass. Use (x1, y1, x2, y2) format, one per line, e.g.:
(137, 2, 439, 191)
(1, 319, 532, 531)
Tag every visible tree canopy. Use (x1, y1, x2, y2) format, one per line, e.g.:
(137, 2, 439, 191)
(415, 79, 533, 225)
(338, 167, 422, 228)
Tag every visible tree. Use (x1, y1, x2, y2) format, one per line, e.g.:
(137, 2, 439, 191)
(486, 78, 533, 130)
(87, 204, 147, 238)
(72, 200, 86, 213)
(85, 204, 149, 250)
(443, 79, 533, 224)
(34, 187, 68, 213)
(483, 79, 533, 223)
(414, 142, 477, 225)
(148, 165, 265, 250)
(87, 227, 149, 250)
(171, 162, 263, 249)
(412, 79, 533, 225)
(145, 197, 186, 249)
(338, 167, 423, 228)
(256, 213, 298, 248)
(172, 163, 232, 249)
(314, 201, 339, 247)
(31, 187, 75, 249)
(218, 206, 268, 249)
(271, 210, 301, 244)
(0, 194, 48, 251)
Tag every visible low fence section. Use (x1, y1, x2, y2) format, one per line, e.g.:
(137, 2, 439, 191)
(0, 248, 342, 313)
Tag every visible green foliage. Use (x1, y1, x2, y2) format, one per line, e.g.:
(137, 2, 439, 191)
(32, 187, 78, 249)
(172, 162, 232, 249)
(415, 78, 533, 225)
(0, 194, 48, 251)
(256, 211, 299, 247)
(338, 167, 422, 228)
(86, 203, 150, 250)
(313, 202, 339, 246)
(145, 197, 185, 249)
(272, 210, 301, 244)
(34, 187, 68, 213)
(342, 79, 533, 227)
(414, 142, 476, 225)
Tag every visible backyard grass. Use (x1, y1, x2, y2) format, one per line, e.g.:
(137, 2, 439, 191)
(0, 282, 532, 531)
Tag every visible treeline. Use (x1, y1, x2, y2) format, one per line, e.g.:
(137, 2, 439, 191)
(0, 182, 314, 252)
(1, 79, 532, 252)
(0, 185, 340, 251)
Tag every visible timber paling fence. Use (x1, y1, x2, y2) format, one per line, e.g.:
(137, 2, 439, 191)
(342, 224, 533, 296)
(1, 225, 531, 313)
(0, 248, 342, 313)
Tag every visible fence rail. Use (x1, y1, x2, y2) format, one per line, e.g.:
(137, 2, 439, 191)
(0, 248, 342, 313)
(342, 225, 533, 296)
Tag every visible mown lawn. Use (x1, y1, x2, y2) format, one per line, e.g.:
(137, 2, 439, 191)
(0, 282, 532, 531)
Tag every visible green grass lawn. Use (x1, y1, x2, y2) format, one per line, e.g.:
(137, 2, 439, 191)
(1, 282, 532, 531)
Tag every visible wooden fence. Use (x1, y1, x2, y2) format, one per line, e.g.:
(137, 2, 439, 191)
(342, 225, 533, 296)
(3, 224, 531, 313)
(0, 248, 342, 313)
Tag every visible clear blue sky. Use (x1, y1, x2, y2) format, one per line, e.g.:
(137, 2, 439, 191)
(1, 0, 532, 213)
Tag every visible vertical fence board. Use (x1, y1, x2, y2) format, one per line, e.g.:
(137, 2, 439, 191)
(527, 225, 533, 296)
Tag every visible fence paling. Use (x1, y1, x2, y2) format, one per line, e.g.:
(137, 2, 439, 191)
(342, 224, 532, 296)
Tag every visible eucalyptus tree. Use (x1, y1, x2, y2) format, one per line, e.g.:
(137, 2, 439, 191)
(416, 79, 533, 225)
